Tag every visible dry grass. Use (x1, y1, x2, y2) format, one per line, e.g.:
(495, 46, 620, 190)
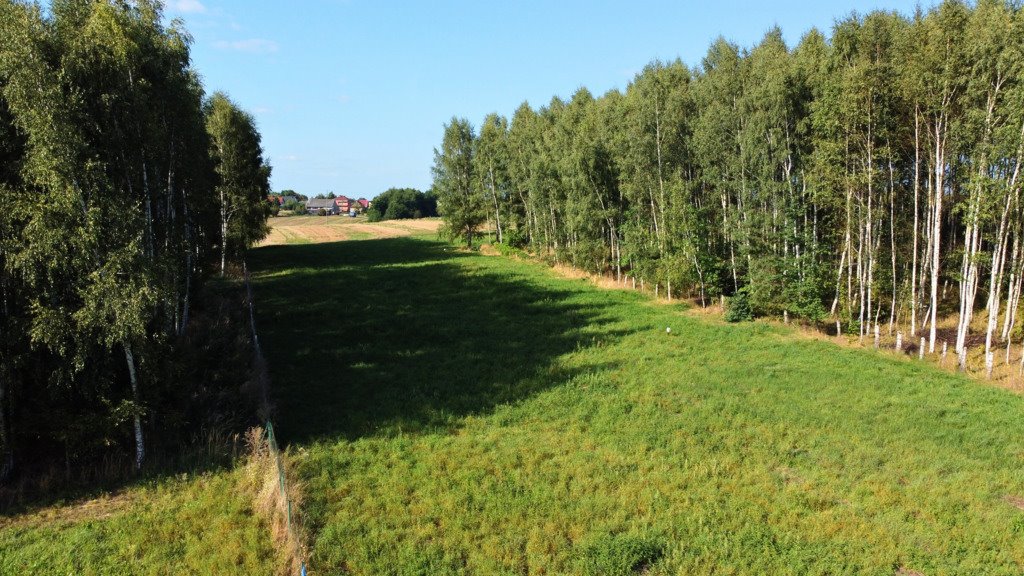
(0, 489, 139, 531)
(260, 215, 440, 246)
(245, 426, 307, 576)
(753, 313, 1024, 395)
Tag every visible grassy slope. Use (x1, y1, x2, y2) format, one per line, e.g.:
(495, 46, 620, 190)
(0, 466, 284, 575)
(251, 236, 1024, 575)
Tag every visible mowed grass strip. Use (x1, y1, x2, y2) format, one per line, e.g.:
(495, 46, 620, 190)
(251, 236, 1024, 575)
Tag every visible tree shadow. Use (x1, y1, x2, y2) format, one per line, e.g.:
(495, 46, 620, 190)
(249, 237, 622, 444)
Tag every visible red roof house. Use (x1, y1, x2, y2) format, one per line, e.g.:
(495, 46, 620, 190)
(334, 196, 352, 210)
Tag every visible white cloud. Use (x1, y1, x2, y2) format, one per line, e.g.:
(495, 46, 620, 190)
(213, 38, 279, 54)
(167, 0, 207, 14)
(282, 155, 300, 161)
(337, 94, 351, 105)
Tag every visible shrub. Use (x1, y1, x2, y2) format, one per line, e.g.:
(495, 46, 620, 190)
(505, 227, 529, 248)
(317, 208, 327, 217)
(725, 286, 753, 322)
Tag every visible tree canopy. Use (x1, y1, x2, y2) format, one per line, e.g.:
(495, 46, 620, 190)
(0, 0, 271, 478)
(366, 187, 437, 221)
(431, 0, 1024, 378)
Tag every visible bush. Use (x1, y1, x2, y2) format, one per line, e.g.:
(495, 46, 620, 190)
(725, 286, 753, 322)
(505, 227, 529, 248)
(317, 208, 327, 217)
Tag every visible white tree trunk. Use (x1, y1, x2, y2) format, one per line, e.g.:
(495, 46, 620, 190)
(911, 108, 921, 337)
(928, 120, 945, 353)
(220, 187, 228, 276)
(124, 343, 144, 470)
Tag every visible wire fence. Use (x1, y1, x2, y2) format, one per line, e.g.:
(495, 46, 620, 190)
(245, 260, 306, 574)
(266, 420, 306, 575)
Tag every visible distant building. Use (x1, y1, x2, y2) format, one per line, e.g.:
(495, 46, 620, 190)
(305, 198, 340, 215)
(357, 198, 370, 210)
(334, 195, 353, 211)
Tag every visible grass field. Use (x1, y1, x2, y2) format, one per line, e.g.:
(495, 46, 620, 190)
(5, 218, 1024, 575)
(249, 232, 1024, 575)
(0, 464, 287, 575)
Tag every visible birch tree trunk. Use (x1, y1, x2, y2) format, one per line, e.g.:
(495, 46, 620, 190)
(911, 108, 921, 337)
(928, 118, 945, 353)
(220, 186, 229, 276)
(124, 342, 145, 470)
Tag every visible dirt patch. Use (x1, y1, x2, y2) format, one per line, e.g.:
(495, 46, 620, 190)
(1004, 495, 1024, 511)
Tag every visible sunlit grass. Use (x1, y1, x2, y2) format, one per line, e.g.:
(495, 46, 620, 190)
(250, 236, 1024, 575)
(0, 466, 286, 575)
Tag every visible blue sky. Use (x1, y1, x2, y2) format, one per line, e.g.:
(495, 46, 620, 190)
(164, 0, 926, 198)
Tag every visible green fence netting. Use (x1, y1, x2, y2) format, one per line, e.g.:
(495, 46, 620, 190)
(266, 421, 306, 575)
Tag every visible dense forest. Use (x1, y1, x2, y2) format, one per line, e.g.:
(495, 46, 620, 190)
(0, 1, 270, 485)
(433, 0, 1024, 376)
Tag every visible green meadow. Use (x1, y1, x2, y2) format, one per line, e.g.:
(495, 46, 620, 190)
(248, 235, 1024, 575)
(4, 233, 1024, 575)
(0, 465, 285, 575)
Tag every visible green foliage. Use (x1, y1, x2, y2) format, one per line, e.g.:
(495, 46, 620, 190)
(504, 226, 529, 248)
(0, 1, 272, 478)
(206, 91, 272, 263)
(725, 287, 753, 322)
(428, 0, 1024, 348)
(368, 187, 437, 222)
(432, 117, 486, 246)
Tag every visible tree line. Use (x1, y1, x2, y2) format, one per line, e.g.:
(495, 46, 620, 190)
(433, 0, 1024, 376)
(0, 0, 270, 481)
(366, 187, 437, 221)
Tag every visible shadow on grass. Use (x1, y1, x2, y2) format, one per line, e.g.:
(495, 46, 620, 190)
(250, 237, 615, 444)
